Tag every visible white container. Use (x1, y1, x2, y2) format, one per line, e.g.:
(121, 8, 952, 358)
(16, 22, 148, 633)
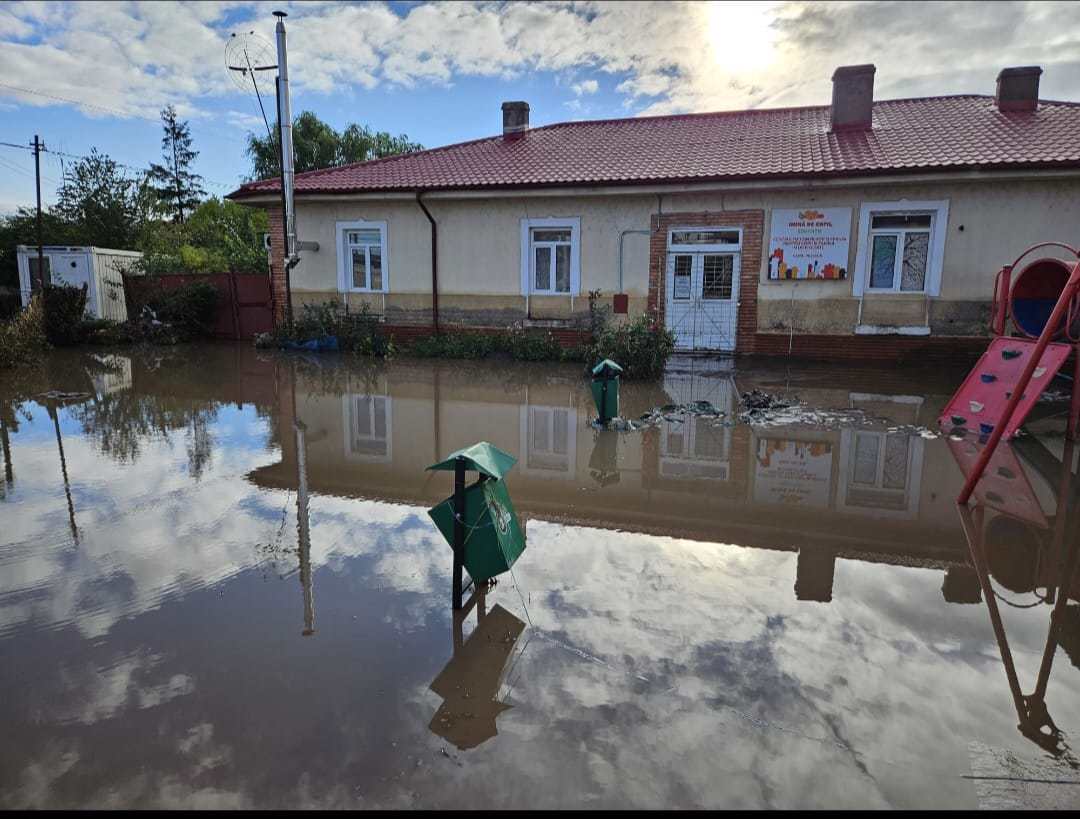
(16, 246, 144, 321)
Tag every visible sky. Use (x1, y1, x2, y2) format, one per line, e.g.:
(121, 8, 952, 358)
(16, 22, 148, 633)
(1, 0, 1080, 214)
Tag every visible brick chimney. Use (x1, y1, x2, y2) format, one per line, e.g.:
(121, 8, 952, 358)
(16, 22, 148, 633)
(502, 101, 529, 138)
(830, 64, 876, 131)
(996, 66, 1042, 112)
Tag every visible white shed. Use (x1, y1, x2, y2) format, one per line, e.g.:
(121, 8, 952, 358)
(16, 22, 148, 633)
(16, 246, 144, 321)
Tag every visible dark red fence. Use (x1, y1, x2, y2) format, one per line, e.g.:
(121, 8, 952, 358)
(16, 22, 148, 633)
(123, 272, 273, 340)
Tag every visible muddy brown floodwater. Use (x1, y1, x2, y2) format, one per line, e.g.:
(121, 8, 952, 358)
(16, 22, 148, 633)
(1, 344, 1079, 809)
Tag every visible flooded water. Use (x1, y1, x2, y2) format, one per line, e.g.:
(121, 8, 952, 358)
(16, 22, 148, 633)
(2, 344, 1079, 809)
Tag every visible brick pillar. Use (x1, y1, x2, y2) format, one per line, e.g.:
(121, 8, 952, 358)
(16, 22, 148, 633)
(267, 205, 288, 326)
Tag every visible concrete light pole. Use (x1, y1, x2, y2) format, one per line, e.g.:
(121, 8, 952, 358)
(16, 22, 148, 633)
(273, 10, 298, 323)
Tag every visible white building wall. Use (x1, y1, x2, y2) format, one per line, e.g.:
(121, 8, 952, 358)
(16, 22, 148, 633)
(282, 174, 1080, 332)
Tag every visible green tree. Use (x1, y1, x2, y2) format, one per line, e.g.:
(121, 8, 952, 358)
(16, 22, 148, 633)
(136, 197, 268, 275)
(245, 111, 423, 180)
(53, 148, 146, 248)
(147, 105, 205, 223)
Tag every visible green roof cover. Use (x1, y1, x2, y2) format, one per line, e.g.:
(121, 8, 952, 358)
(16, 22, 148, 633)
(592, 359, 623, 377)
(426, 441, 517, 480)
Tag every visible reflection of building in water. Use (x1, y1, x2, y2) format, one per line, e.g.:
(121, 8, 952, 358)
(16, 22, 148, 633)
(429, 599, 526, 750)
(753, 437, 835, 508)
(520, 404, 576, 479)
(250, 359, 1001, 609)
(837, 394, 926, 517)
(343, 392, 391, 462)
(659, 362, 734, 481)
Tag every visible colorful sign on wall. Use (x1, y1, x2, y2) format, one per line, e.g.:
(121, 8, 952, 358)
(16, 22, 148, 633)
(767, 207, 851, 280)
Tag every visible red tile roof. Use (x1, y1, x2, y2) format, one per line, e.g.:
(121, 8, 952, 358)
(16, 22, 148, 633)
(229, 95, 1080, 199)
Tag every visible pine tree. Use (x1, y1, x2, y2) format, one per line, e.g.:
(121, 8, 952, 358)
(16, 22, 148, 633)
(148, 105, 205, 223)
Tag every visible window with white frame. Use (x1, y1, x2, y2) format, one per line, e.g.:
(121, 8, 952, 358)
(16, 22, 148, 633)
(520, 218, 580, 296)
(531, 227, 572, 293)
(853, 201, 948, 297)
(868, 213, 932, 292)
(337, 221, 388, 293)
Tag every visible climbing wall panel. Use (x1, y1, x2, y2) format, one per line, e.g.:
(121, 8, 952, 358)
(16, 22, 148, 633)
(939, 337, 1072, 441)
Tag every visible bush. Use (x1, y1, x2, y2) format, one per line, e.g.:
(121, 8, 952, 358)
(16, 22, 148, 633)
(80, 318, 142, 346)
(405, 331, 497, 359)
(503, 328, 564, 361)
(78, 280, 219, 346)
(401, 327, 575, 362)
(141, 280, 219, 338)
(0, 293, 47, 368)
(263, 300, 393, 357)
(43, 283, 89, 345)
(583, 312, 676, 380)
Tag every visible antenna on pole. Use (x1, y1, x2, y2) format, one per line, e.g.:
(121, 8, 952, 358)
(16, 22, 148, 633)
(224, 30, 277, 140)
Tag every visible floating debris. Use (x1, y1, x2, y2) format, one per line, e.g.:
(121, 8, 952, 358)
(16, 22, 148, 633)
(741, 389, 792, 412)
(37, 390, 93, 403)
(1039, 390, 1072, 403)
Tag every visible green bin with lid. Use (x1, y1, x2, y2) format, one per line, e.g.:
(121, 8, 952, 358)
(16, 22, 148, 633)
(590, 359, 623, 425)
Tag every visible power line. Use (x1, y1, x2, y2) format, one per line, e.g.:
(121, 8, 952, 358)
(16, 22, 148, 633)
(0, 154, 56, 185)
(0, 156, 33, 179)
(2, 139, 236, 190)
(0, 81, 162, 122)
(45, 146, 235, 189)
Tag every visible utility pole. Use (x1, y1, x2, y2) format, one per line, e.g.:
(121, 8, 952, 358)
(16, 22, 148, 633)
(32, 135, 45, 290)
(274, 9, 297, 325)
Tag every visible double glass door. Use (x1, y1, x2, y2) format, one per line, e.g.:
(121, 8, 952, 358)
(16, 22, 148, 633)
(665, 251, 740, 351)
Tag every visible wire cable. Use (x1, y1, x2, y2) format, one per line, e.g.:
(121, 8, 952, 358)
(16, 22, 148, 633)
(41, 146, 235, 190)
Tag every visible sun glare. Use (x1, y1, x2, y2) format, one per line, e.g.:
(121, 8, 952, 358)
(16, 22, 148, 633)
(707, 1, 778, 73)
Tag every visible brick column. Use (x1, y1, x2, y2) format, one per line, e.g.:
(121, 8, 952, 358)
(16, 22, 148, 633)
(266, 205, 288, 326)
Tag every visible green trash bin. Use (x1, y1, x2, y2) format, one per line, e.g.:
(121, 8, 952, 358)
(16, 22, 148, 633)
(590, 359, 623, 425)
(426, 442, 526, 584)
(429, 477, 525, 583)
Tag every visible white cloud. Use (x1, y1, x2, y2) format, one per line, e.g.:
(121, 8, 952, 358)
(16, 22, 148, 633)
(1, 0, 1079, 132)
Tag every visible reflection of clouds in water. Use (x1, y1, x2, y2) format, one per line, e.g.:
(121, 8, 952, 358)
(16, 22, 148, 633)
(394, 519, 1078, 807)
(2, 741, 81, 810)
(52, 652, 194, 725)
(1, 405, 423, 639)
(5, 499, 1078, 808)
(4, 383, 1080, 807)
